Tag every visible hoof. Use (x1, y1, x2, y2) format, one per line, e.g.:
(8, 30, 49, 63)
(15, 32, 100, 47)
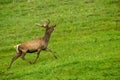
(32, 62, 36, 64)
(54, 56, 58, 59)
(29, 61, 33, 64)
(7, 67, 11, 70)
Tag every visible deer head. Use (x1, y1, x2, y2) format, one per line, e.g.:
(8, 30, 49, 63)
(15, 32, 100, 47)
(35, 19, 56, 33)
(46, 25, 56, 33)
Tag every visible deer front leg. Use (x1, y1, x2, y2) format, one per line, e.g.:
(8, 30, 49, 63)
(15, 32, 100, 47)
(45, 48, 57, 59)
(7, 53, 21, 70)
(21, 53, 32, 64)
(33, 49, 41, 64)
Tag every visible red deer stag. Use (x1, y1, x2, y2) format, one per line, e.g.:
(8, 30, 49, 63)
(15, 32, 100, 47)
(7, 19, 57, 69)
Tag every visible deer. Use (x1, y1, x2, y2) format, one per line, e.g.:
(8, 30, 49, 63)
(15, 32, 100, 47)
(7, 19, 57, 70)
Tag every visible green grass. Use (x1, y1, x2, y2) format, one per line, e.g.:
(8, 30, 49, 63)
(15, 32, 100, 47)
(0, 0, 120, 80)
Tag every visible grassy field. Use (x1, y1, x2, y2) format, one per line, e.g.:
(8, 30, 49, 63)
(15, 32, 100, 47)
(0, 0, 120, 80)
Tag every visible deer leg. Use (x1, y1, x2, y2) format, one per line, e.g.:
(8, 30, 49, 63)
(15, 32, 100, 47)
(21, 53, 32, 64)
(7, 53, 21, 70)
(33, 50, 41, 64)
(45, 48, 57, 59)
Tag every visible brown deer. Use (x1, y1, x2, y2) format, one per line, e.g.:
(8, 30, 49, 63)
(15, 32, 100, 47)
(7, 19, 57, 69)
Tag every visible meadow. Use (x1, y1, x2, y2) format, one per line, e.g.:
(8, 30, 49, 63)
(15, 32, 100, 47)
(0, 0, 120, 80)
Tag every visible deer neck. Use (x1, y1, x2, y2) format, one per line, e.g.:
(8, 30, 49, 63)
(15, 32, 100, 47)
(43, 31, 51, 43)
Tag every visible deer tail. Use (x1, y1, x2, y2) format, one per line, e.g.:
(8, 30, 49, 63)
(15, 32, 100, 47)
(14, 44, 21, 53)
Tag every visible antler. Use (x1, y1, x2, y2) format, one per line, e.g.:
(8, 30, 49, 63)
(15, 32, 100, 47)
(35, 19, 50, 28)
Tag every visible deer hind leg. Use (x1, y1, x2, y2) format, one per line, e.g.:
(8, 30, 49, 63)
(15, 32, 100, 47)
(21, 53, 32, 64)
(7, 53, 21, 70)
(45, 48, 57, 59)
(33, 49, 41, 64)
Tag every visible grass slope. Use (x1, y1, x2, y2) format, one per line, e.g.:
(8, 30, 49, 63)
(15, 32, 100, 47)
(0, 0, 120, 80)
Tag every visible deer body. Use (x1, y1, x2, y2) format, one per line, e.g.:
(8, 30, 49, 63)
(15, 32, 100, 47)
(18, 38, 46, 53)
(7, 20, 57, 69)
